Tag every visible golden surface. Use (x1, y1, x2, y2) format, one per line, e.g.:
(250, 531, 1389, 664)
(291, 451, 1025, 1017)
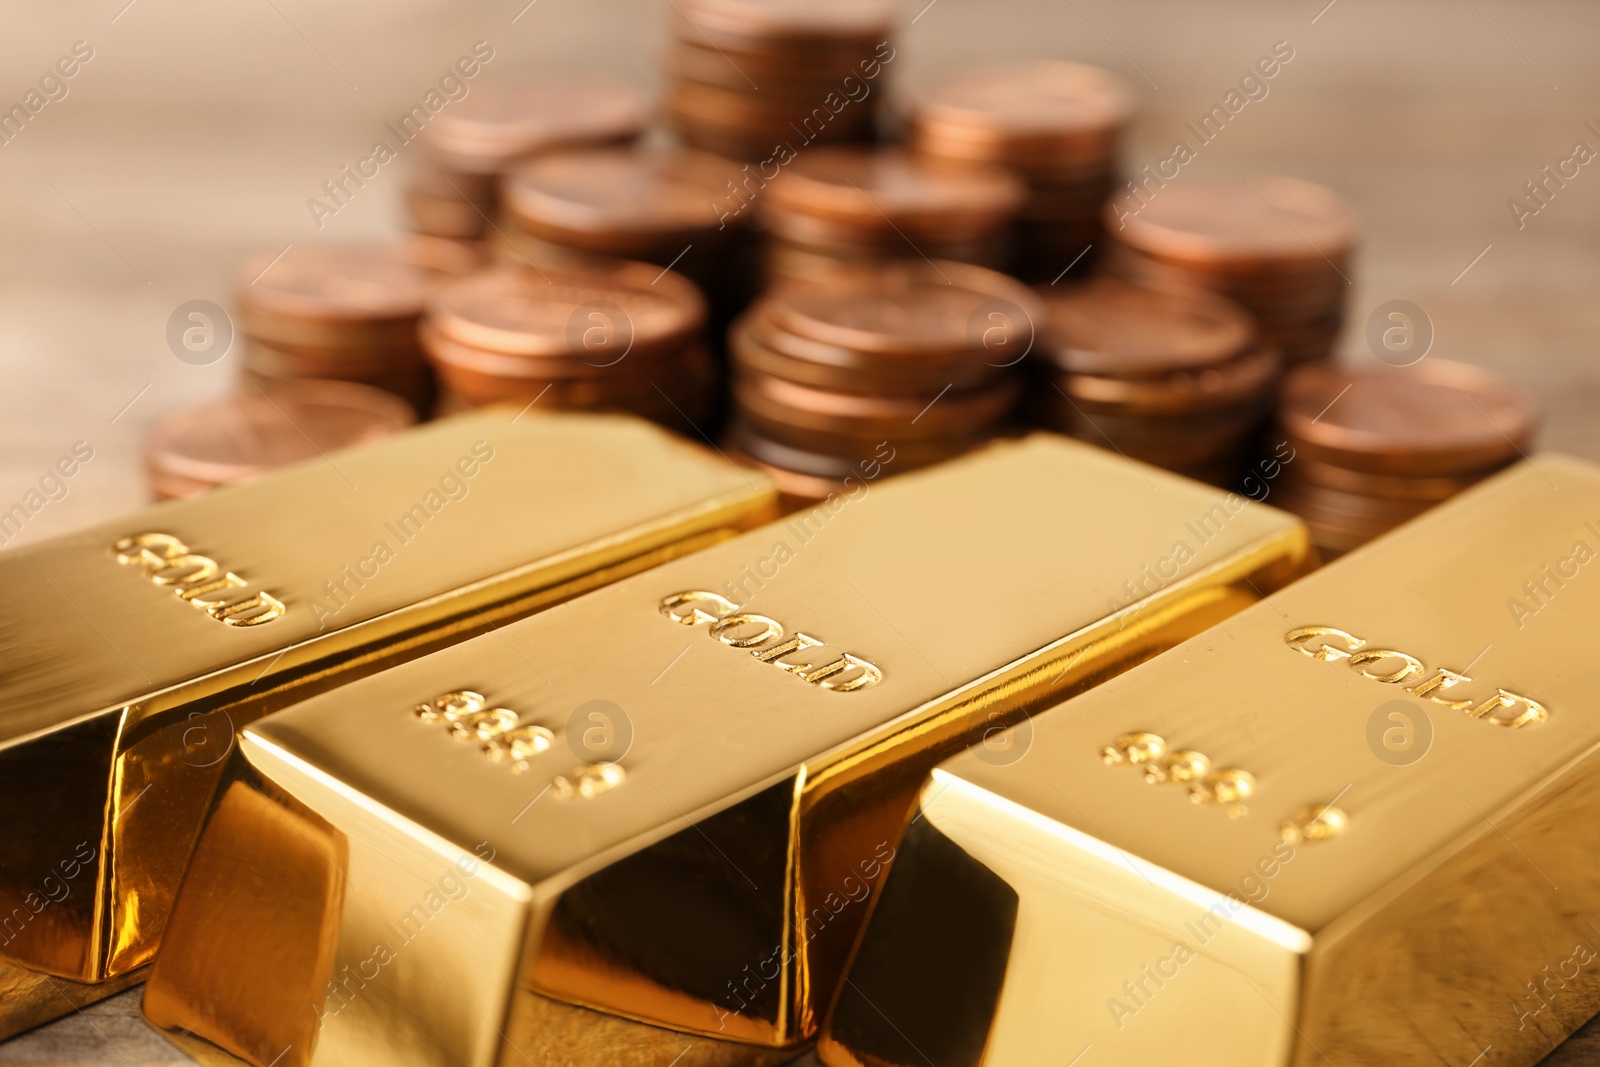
(0, 411, 775, 1034)
(140, 435, 1311, 1066)
(820, 454, 1600, 1067)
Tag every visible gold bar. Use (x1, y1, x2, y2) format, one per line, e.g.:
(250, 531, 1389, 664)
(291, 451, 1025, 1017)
(140, 435, 1311, 1067)
(820, 454, 1600, 1067)
(0, 411, 775, 1038)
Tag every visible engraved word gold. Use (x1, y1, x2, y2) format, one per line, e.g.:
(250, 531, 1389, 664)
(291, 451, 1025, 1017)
(415, 690, 556, 774)
(112, 532, 285, 627)
(1285, 625, 1548, 729)
(1100, 731, 1256, 818)
(659, 590, 884, 692)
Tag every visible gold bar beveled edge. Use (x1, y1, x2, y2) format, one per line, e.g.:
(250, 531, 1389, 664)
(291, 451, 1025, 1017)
(1, 478, 777, 754)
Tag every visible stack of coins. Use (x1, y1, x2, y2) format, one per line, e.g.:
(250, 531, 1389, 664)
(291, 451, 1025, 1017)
(420, 262, 716, 434)
(499, 144, 746, 303)
(725, 261, 1036, 500)
(1033, 278, 1277, 485)
(1105, 176, 1357, 366)
(663, 0, 894, 160)
(907, 61, 1136, 282)
(237, 246, 436, 414)
(404, 79, 648, 247)
(400, 233, 491, 282)
(1274, 359, 1539, 554)
(761, 148, 1024, 283)
(145, 381, 415, 500)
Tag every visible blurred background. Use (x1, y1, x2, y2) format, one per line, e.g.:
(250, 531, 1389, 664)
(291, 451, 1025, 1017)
(2, 0, 1598, 548)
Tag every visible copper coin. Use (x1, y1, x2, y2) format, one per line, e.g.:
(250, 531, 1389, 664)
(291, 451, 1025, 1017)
(403, 187, 488, 239)
(1055, 433, 1250, 474)
(666, 39, 870, 93)
(908, 62, 1135, 166)
(726, 420, 889, 476)
(1272, 486, 1427, 551)
(665, 112, 871, 163)
(765, 148, 1024, 237)
(419, 321, 650, 385)
(726, 417, 968, 479)
(723, 423, 947, 507)
(1039, 278, 1255, 376)
(1290, 453, 1487, 502)
(1040, 406, 1258, 466)
(1110, 176, 1358, 272)
(238, 245, 432, 353)
(1106, 244, 1349, 314)
(761, 205, 1013, 258)
(242, 337, 427, 380)
(1269, 500, 1388, 555)
(401, 235, 491, 279)
(721, 434, 862, 506)
(674, 0, 894, 48)
(426, 263, 705, 360)
(146, 380, 415, 489)
(489, 224, 621, 274)
(665, 76, 879, 127)
(424, 79, 647, 175)
(433, 352, 718, 433)
(501, 146, 744, 254)
(765, 260, 1043, 361)
(1279, 360, 1539, 475)
(1276, 476, 1440, 524)
(732, 312, 1001, 395)
(1058, 347, 1280, 415)
(734, 372, 1017, 442)
(762, 234, 1011, 286)
(239, 360, 435, 418)
(721, 442, 848, 506)
(747, 295, 1009, 381)
(1041, 394, 1265, 441)
(424, 326, 710, 394)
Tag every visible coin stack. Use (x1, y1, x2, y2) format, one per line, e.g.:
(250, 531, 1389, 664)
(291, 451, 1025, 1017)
(400, 232, 491, 282)
(145, 381, 415, 500)
(761, 148, 1025, 284)
(1274, 359, 1539, 554)
(420, 262, 716, 434)
(725, 261, 1036, 502)
(907, 61, 1135, 282)
(1033, 278, 1277, 485)
(237, 246, 436, 415)
(404, 79, 648, 255)
(663, 0, 894, 160)
(500, 146, 743, 269)
(498, 144, 749, 326)
(1105, 176, 1357, 366)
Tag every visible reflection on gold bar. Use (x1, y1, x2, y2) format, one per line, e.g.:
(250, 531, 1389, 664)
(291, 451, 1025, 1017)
(0, 412, 776, 1039)
(820, 455, 1600, 1067)
(141, 435, 1311, 1067)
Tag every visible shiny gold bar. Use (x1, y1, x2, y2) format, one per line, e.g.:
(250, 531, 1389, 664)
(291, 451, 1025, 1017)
(0, 411, 775, 1039)
(140, 435, 1311, 1067)
(820, 454, 1600, 1067)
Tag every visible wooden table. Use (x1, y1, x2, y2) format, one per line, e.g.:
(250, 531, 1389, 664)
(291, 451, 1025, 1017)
(3, 0, 1598, 1062)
